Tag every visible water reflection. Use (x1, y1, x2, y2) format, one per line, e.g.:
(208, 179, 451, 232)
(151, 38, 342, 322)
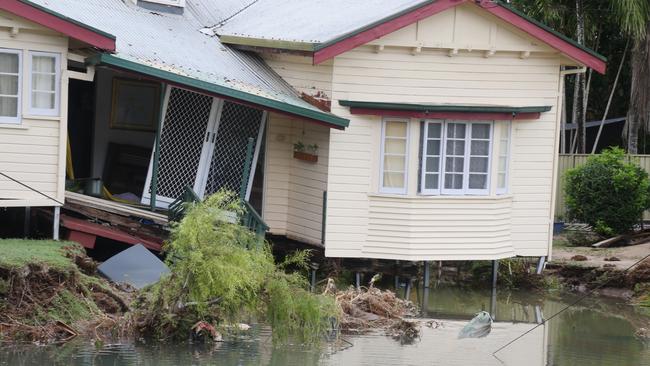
(0, 288, 648, 366)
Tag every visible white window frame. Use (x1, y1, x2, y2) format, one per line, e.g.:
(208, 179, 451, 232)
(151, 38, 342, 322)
(420, 120, 493, 196)
(145, 0, 186, 7)
(420, 120, 443, 195)
(0, 48, 22, 124)
(496, 121, 511, 195)
(379, 117, 410, 194)
(28, 51, 60, 116)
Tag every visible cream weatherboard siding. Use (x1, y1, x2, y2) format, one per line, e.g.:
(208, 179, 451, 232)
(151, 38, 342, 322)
(263, 112, 330, 246)
(322, 3, 565, 260)
(0, 10, 68, 208)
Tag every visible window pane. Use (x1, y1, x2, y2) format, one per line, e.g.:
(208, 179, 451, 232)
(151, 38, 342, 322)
(498, 156, 507, 171)
(385, 138, 406, 154)
(471, 140, 489, 155)
(383, 172, 405, 188)
(444, 173, 463, 189)
(32, 92, 55, 109)
(469, 174, 487, 189)
(447, 123, 466, 138)
(384, 155, 405, 171)
(446, 140, 465, 155)
(0, 53, 19, 74)
(498, 173, 506, 188)
(32, 56, 55, 73)
(426, 139, 440, 154)
(385, 121, 407, 137)
(0, 74, 18, 95)
(427, 123, 441, 138)
(0, 96, 18, 117)
(426, 157, 440, 172)
(472, 123, 490, 139)
(500, 124, 509, 139)
(446, 157, 464, 173)
(470, 157, 489, 173)
(425, 173, 438, 189)
(32, 74, 55, 92)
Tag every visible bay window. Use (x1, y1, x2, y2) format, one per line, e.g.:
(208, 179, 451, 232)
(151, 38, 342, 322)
(420, 120, 494, 196)
(29, 52, 60, 116)
(380, 118, 409, 194)
(0, 49, 21, 124)
(496, 121, 511, 194)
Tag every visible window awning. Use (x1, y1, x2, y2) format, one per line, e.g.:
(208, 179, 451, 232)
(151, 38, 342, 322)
(338, 101, 552, 120)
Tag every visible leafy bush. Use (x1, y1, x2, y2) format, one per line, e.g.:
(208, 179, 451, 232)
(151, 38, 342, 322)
(135, 190, 338, 343)
(564, 230, 600, 247)
(565, 148, 650, 235)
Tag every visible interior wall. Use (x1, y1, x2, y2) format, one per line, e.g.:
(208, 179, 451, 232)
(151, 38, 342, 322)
(91, 68, 156, 178)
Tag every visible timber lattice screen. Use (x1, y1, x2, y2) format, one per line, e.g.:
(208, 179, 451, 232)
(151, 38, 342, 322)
(555, 154, 650, 221)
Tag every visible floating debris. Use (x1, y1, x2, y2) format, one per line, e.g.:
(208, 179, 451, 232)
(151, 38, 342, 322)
(458, 311, 493, 339)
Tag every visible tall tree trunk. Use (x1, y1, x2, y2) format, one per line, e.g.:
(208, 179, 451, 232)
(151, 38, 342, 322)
(627, 22, 650, 155)
(572, 0, 587, 153)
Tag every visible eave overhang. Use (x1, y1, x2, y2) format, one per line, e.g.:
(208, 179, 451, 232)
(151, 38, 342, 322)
(338, 100, 552, 120)
(88, 54, 349, 129)
(2, 0, 116, 51)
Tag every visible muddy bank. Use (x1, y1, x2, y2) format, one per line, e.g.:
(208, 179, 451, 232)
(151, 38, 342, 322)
(0, 240, 131, 344)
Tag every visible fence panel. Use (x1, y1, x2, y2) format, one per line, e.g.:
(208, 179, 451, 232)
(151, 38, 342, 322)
(555, 154, 650, 221)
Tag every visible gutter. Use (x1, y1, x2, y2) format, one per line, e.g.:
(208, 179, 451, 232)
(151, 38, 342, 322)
(87, 54, 349, 129)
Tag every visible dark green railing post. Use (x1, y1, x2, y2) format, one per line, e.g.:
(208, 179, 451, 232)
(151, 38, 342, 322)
(239, 137, 255, 200)
(150, 84, 166, 211)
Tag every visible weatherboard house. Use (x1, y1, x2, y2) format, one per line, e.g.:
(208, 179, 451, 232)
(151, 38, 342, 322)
(0, 0, 604, 263)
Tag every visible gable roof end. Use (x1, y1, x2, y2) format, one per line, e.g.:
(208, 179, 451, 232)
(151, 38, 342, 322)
(1, 0, 116, 51)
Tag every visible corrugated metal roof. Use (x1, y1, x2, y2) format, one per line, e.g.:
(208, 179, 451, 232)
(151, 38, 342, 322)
(215, 0, 428, 44)
(185, 0, 256, 27)
(25, 0, 348, 127)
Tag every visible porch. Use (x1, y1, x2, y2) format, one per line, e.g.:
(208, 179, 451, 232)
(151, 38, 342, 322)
(60, 62, 331, 251)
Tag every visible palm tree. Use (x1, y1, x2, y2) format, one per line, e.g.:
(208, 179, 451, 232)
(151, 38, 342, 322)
(611, 0, 650, 153)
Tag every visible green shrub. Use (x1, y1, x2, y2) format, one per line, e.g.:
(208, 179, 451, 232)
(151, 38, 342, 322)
(135, 190, 338, 343)
(565, 147, 650, 235)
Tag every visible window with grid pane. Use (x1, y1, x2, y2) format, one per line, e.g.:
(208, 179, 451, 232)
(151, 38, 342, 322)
(0, 49, 21, 124)
(380, 118, 409, 194)
(420, 121, 493, 195)
(29, 52, 59, 115)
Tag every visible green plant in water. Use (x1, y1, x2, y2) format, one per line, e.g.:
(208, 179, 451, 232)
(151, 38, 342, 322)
(565, 147, 650, 235)
(136, 190, 338, 343)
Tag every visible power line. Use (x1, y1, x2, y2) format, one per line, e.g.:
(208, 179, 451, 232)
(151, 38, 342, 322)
(493, 252, 650, 355)
(0, 171, 64, 206)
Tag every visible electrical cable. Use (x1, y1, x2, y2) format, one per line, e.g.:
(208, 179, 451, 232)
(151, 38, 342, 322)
(0, 171, 64, 206)
(493, 252, 650, 355)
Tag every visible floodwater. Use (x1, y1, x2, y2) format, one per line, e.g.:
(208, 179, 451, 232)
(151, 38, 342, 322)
(1, 287, 648, 366)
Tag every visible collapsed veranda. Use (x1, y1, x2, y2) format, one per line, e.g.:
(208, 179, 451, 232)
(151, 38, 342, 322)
(0, 0, 605, 265)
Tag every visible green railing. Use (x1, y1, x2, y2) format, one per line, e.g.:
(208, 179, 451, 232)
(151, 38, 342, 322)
(241, 200, 269, 237)
(167, 185, 201, 222)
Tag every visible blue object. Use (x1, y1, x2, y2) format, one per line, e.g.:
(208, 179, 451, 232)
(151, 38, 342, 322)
(553, 222, 565, 235)
(97, 244, 169, 289)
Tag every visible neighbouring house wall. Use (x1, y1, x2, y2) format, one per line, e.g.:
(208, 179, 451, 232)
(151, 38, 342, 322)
(325, 3, 565, 260)
(91, 68, 155, 178)
(0, 10, 68, 207)
(263, 113, 330, 246)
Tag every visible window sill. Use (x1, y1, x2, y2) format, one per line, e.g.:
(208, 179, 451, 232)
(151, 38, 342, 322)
(22, 115, 61, 121)
(0, 123, 28, 130)
(368, 193, 513, 200)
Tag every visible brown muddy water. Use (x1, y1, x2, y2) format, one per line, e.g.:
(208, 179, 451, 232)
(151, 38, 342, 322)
(1, 287, 648, 365)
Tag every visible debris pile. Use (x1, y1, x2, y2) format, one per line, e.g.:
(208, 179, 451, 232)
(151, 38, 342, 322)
(325, 278, 421, 342)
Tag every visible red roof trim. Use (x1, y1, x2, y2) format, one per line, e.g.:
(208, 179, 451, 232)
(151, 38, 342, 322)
(313, 0, 606, 74)
(477, 2, 606, 74)
(313, 0, 464, 64)
(349, 107, 542, 121)
(1, 0, 116, 51)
